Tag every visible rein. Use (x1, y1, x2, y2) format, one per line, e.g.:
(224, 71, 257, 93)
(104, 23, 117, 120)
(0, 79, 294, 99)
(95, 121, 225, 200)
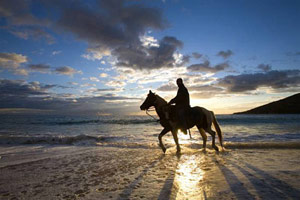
(146, 108, 160, 122)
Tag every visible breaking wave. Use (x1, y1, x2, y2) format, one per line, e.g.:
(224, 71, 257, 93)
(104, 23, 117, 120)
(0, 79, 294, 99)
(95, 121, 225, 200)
(30, 118, 157, 125)
(0, 135, 123, 145)
(1, 134, 300, 149)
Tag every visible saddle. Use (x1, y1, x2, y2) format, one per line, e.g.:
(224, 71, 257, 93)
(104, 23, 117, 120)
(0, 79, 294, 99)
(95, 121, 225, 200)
(163, 105, 191, 129)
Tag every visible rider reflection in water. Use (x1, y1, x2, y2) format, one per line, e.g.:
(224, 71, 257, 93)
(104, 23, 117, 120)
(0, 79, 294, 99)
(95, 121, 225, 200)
(168, 78, 191, 135)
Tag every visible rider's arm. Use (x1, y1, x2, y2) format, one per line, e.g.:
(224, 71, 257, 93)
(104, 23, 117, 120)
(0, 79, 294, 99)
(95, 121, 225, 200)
(168, 89, 184, 105)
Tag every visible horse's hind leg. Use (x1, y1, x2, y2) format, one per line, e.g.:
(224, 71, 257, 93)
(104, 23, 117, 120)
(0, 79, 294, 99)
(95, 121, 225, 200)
(158, 128, 169, 153)
(205, 127, 219, 151)
(197, 126, 207, 150)
(171, 129, 181, 154)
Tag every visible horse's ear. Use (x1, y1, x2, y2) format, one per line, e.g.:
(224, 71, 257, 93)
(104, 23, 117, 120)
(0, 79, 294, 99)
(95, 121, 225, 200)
(149, 90, 152, 94)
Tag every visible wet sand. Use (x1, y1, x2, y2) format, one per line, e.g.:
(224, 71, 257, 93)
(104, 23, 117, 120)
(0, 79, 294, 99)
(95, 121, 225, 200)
(0, 145, 300, 200)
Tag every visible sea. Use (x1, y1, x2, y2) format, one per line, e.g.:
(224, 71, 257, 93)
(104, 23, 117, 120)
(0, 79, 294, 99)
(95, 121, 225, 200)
(0, 114, 300, 149)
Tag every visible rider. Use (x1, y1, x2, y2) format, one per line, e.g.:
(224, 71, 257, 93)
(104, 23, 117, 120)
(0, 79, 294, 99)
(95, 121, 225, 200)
(168, 78, 190, 135)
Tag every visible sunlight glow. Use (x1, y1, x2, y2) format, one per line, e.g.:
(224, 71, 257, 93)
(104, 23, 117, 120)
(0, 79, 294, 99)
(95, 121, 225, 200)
(177, 129, 190, 143)
(174, 155, 204, 200)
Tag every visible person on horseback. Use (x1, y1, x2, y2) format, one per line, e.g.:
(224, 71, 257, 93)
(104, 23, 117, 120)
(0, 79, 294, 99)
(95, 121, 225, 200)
(168, 78, 190, 135)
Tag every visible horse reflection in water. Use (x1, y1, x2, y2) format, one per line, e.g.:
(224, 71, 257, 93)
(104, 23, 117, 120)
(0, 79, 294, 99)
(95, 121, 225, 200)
(140, 90, 224, 153)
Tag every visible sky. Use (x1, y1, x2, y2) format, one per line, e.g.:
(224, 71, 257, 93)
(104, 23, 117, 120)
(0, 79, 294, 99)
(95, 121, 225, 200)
(0, 0, 299, 115)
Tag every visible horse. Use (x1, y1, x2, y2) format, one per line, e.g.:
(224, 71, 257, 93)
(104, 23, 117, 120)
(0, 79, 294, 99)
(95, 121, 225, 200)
(140, 90, 223, 153)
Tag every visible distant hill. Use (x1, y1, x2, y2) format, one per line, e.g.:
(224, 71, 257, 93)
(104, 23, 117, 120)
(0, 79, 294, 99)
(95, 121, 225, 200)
(234, 93, 300, 114)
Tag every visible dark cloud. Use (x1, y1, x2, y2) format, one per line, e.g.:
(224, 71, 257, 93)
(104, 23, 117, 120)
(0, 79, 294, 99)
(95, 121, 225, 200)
(114, 36, 185, 70)
(192, 52, 202, 59)
(28, 64, 81, 76)
(56, 0, 167, 48)
(257, 64, 272, 72)
(187, 61, 229, 73)
(218, 70, 300, 93)
(1, 0, 185, 70)
(0, 79, 140, 114)
(28, 64, 51, 73)
(54, 66, 80, 76)
(0, 0, 49, 26)
(217, 50, 233, 59)
(0, 79, 47, 97)
(0, 0, 52, 44)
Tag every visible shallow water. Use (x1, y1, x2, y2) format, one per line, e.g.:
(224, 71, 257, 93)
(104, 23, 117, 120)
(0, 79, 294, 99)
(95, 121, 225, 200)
(0, 114, 299, 147)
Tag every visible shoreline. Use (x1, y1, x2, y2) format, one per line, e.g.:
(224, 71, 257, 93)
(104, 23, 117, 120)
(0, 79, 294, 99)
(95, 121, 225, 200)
(0, 145, 300, 199)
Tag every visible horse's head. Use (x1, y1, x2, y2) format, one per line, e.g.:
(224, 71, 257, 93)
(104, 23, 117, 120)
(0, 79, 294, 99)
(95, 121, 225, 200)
(140, 90, 157, 110)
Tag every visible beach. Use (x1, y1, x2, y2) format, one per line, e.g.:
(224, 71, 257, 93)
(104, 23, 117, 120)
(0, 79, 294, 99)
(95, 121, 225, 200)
(1, 144, 300, 200)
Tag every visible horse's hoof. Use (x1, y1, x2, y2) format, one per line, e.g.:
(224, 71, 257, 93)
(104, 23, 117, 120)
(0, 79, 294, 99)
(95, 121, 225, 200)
(162, 148, 166, 153)
(214, 146, 219, 152)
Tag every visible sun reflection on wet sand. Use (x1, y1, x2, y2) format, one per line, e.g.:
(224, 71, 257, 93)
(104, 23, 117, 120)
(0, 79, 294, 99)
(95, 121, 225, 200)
(174, 154, 206, 200)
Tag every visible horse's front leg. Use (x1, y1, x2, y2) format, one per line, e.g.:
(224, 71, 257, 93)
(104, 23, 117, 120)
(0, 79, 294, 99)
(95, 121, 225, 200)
(171, 129, 181, 154)
(158, 128, 169, 153)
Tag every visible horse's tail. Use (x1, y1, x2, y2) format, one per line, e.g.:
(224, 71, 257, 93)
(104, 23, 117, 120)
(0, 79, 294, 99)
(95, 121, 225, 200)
(211, 111, 223, 147)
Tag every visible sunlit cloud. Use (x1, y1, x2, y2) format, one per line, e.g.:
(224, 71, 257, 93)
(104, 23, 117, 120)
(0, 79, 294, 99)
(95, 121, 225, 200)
(99, 73, 108, 78)
(89, 77, 100, 82)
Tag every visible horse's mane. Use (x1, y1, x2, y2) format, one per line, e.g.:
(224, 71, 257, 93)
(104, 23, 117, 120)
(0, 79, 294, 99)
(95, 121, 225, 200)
(155, 94, 167, 105)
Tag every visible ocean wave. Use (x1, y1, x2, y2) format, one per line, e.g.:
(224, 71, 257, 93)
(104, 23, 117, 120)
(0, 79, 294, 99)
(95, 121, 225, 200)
(1, 134, 300, 150)
(30, 118, 157, 125)
(0, 135, 122, 145)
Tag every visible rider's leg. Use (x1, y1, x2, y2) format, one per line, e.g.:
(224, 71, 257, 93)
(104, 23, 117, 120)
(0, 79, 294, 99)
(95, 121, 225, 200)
(178, 109, 188, 135)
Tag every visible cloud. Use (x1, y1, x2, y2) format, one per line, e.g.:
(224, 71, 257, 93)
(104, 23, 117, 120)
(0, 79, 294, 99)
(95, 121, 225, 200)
(14, 69, 29, 76)
(113, 36, 186, 70)
(0, 52, 27, 69)
(257, 64, 272, 72)
(0, 52, 29, 75)
(218, 70, 300, 93)
(192, 52, 202, 59)
(140, 34, 159, 47)
(157, 82, 177, 91)
(99, 73, 108, 78)
(1, 0, 187, 71)
(28, 64, 51, 73)
(217, 50, 233, 59)
(187, 61, 230, 73)
(81, 83, 96, 87)
(68, 82, 78, 86)
(89, 77, 100, 82)
(54, 66, 81, 76)
(0, 79, 140, 114)
(0, 0, 49, 26)
(105, 80, 126, 87)
(52, 50, 62, 56)
(81, 46, 111, 61)
(156, 80, 225, 99)
(55, 0, 167, 48)
(0, 79, 48, 97)
(8, 27, 55, 44)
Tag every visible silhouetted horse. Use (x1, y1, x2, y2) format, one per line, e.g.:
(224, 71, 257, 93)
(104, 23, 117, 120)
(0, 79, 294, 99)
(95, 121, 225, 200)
(140, 90, 223, 153)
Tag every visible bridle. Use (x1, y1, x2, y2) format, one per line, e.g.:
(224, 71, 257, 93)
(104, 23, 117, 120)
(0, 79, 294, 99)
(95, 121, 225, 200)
(144, 96, 160, 122)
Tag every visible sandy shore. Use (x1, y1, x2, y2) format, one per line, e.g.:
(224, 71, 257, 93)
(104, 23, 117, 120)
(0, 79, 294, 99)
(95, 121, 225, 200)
(0, 145, 300, 200)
